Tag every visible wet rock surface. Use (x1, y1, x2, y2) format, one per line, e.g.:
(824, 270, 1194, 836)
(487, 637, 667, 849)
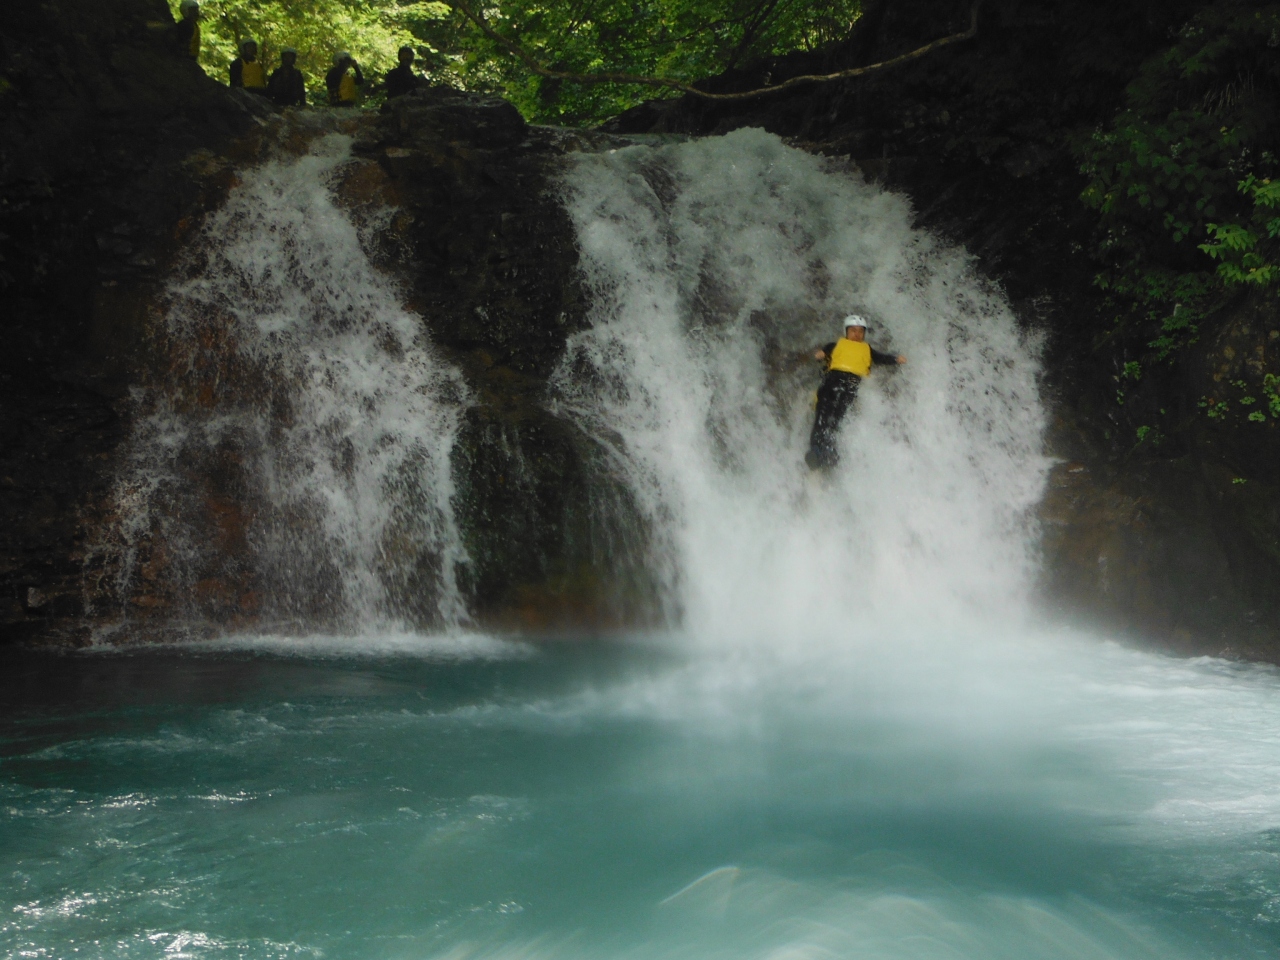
(1, 0, 268, 642)
(348, 95, 661, 628)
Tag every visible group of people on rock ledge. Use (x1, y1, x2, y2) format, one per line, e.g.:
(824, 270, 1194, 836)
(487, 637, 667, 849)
(173, 0, 425, 107)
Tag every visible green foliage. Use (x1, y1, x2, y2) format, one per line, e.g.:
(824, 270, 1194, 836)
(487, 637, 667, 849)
(1197, 374, 1280, 424)
(1265, 371, 1280, 415)
(174, 0, 450, 102)
(428, 0, 862, 123)
(1134, 423, 1167, 448)
(1077, 1, 1280, 369)
(1201, 173, 1280, 283)
(176, 0, 860, 124)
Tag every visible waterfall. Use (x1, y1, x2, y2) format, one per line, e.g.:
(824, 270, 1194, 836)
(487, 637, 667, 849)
(554, 129, 1049, 645)
(91, 133, 470, 635)
(89, 125, 1049, 644)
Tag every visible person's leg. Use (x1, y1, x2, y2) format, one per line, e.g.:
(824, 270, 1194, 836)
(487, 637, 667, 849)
(807, 374, 858, 469)
(807, 379, 837, 468)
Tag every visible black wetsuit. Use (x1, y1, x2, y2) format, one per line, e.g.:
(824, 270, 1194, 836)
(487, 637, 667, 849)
(806, 342, 898, 470)
(267, 66, 306, 106)
(383, 63, 421, 99)
(172, 18, 199, 59)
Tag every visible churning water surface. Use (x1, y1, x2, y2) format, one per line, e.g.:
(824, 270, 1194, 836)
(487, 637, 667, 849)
(8, 129, 1280, 958)
(4, 635, 1280, 960)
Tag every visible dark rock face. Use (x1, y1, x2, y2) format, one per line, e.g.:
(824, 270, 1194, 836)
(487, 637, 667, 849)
(369, 90, 587, 377)
(0, 0, 268, 642)
(351, 94, 660, 627)
(603, 0, 1280, 658)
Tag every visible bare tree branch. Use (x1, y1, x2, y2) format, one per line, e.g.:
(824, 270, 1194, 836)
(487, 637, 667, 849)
(444, 0, 982, 102)
(723, 0, 784, 71)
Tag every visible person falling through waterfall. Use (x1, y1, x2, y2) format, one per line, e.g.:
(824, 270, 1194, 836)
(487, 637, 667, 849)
(805, 314, 905, 470)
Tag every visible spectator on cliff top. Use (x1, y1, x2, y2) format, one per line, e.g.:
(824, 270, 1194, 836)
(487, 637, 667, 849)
(173, 0, 201, 60)
(383, 47, 423, 99)
(326, 53, 364, 106)
(267, 48, 307, 107)
(230, 39, 269, 94)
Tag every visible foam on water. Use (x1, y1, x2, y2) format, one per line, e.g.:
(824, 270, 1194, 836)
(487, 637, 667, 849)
(155, 629, 532, 661)
(554, 129, 1048, 645)
(8, 639, 1280, 959)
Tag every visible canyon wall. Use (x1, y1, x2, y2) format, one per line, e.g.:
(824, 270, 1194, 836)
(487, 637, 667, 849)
(5, 0, 1278, 656)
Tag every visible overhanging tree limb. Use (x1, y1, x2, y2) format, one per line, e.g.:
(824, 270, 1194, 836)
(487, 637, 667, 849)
(445, 0, 982, 101)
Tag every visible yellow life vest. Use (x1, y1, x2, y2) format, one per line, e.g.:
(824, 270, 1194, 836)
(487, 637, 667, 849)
(189, 22, 201, 59)
(241, 60, 266, 89)
(828, 338, 872, 377)
(338, 71, 358, 103)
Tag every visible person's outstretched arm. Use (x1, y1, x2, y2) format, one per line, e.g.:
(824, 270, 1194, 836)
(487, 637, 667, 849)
(870, 347, 906, 365)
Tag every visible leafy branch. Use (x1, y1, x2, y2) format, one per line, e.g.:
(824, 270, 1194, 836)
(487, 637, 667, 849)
(1200, 174, 1280, 286)
(443, 0, 983, 101)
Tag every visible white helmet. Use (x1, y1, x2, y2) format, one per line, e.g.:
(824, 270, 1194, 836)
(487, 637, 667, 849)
(334, 51, 352, 65)
(179, 0, 199, 11)
(842, 313, 868, 331)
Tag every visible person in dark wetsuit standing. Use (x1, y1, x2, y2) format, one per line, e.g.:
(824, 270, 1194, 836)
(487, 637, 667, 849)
(383, 46, 422, 99)
(172, 0, 201, 60)
(805, 314, 905, 470)
(267, 48, 307, 107)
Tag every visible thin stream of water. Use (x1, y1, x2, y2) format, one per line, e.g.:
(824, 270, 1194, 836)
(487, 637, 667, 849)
(90, 132, 470, 635)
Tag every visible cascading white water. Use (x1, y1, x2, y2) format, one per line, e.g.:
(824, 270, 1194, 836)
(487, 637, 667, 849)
(27, 123, 1280, 960)
(554, 129, 1049, 645)
(95, 132, 470, 633)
